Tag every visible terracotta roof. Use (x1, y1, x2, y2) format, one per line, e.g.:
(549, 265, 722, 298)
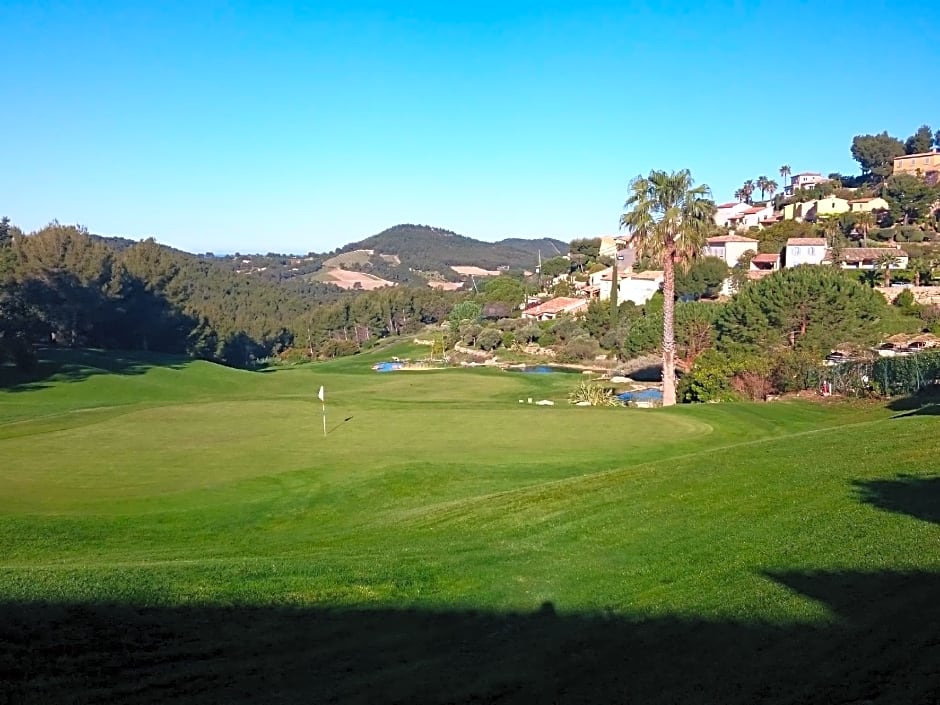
(896, 150, 939, 159)
(786, 238, 827, 246)
(751, 253, 780, 263)
(707, 234, 759, 243)
(716, 201, 741, 209)
(523, 297, 587, 316)
(840, 247, 906, 263)
(630, 270, 665, 281)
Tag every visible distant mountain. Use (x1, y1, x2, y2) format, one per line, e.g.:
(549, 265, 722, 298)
(495, 237, 568, 258)
(339, 224, 563, 279)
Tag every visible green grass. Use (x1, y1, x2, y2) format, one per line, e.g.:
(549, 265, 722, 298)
(1, 346, 939, 703)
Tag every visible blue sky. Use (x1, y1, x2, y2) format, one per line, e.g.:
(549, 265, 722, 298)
(2, 0, 937, 254)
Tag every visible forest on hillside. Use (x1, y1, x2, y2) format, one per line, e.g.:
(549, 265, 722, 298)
(0, 220, 463, 369)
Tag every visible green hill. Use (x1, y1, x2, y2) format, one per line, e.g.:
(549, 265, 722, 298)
(339, 224, 559, 278)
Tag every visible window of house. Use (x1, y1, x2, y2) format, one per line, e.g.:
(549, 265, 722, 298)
(793, 247, 801, 255)
(808, 247, 814, 255)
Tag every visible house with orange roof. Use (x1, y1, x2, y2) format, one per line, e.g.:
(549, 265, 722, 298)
(893, 150, 940, 181)
(704, 234, 758, 267)
(726, 204, 774, 230)
(521, 297, 589, 321)
(837, 246, 908, 271)
(749, 253, 781, 272)
(848, 197, 889, 213)
(784, 238, 827, 267)
(714, 201, 751, 228)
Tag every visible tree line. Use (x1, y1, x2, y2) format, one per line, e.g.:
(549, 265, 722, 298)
(0, 220, 462, 370)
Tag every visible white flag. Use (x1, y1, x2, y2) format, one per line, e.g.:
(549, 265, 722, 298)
(317, 385, 325, 402)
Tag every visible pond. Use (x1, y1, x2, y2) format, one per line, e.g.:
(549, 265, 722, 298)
(507, 365, 584, 374)
(617, 388, 663, 403)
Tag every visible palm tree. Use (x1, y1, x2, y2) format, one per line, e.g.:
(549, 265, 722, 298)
(742, 179, 756, 204)
(855, 211, 875, 245)
(764, 179, 779, 200)
(817, 216, 842, 249)
(620, 169, 716, 406)
(779, 165, 791, 191)
(875, 250, 900, 288)
(756, 175, 769, 200)
(733, 188, 745, 203)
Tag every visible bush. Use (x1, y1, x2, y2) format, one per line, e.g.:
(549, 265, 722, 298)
(477, 327, 502, 351)
(768, 349, 822, 393)
(556, 336, 600, 362)
(894, 289, 916, 312)
(501, 331, 515, 349)
(568, 380, 619, 406)
(870, 350, 940, 396)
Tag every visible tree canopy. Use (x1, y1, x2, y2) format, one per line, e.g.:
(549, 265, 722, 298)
(905, 124, 934, 154)
(883, 173, 940, 225)
(851, 132, 905, 179)
(716, 266, 886, 355)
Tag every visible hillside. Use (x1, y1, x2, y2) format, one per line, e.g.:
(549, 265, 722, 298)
(496, 236, 568, 258)
(338, 224, 551, 280)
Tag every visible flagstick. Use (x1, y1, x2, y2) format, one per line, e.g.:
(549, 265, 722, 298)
(322, 400, 326, 437)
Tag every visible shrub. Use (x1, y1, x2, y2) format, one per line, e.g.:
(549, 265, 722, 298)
(476, 327, 502, 351)
(556, 336, 600, 362)
(568, 381, 619, 406)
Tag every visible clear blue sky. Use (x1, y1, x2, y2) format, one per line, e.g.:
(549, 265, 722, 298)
(2, 0, 937, 254)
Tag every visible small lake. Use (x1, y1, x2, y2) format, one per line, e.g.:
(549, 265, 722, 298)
(507, 365, 584, 374)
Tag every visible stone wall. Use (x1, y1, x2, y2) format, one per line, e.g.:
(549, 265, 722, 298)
(875, 286, 940, 305)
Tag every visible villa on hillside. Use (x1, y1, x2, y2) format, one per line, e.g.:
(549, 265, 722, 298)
(782, 197, 850, 223)
(849, 197, 889, 213)
(784, 171, 829, 196)
(581, 268, 664, 305)
(838, 246, 909, 271)
(784, 238, 828, 267)
(521, 297, 589, 321)
(704, 234, 758, 267)
(893, 150, 940, 183)
(727, 204, 774, 230)
(749, 253, 781, 272)
(714, 202, 751, 228)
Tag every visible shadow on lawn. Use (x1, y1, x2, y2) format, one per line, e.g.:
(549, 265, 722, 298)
(854, 474, 940, 526)
(886, 387, 940, 418)
(0, 348, 191, 392)
(2, 569, 939, 705)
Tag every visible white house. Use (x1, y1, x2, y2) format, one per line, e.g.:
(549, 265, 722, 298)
(785, 172, 829, 196)
(784, 238, 828, 267)
(617, 270, 664, 305)
(704, 234, 759, 267)
(521, 297, 589, 321)
(714, 202, 751, 228)
(839, 246, 909, 271)
(727, 204, 774, 230)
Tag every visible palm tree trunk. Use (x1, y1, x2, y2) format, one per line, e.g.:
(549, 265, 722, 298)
(661, 245, 677, 407)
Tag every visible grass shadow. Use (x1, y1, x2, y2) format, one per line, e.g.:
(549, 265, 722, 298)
(854, 474, 940, 525)
(0, 348, 191, 392)
(1, 570, 939, 704)
(887, 386, 940, 418)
